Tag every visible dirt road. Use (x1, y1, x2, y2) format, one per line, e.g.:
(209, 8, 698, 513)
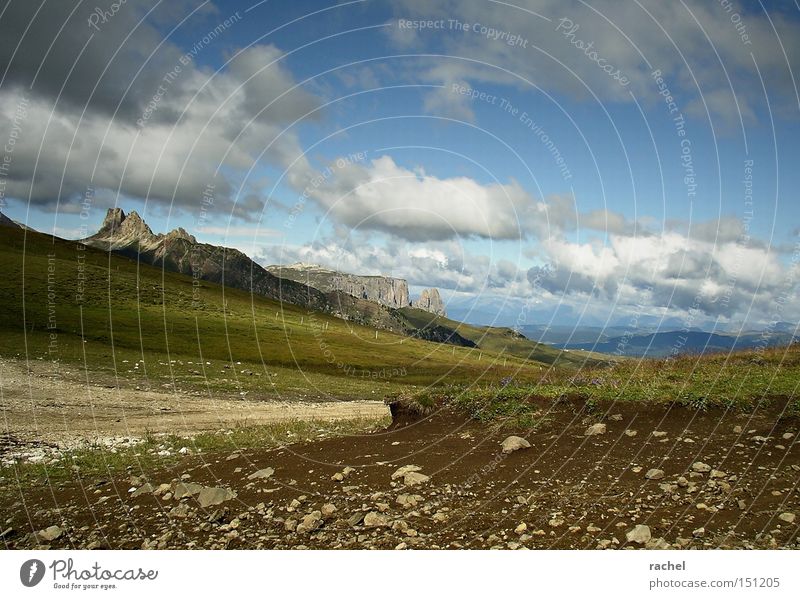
(0, 358, 388, 445)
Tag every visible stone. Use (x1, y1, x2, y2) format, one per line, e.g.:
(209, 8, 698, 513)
(500, 435, 531, 454)
(131, 483, 154, 497)
(677, 476, 689, 488)
(514, 523, 527, 534)
(37, 525, 63, 542)
(652, 431, 667, 438)
(296, 511, 322, 534)
(646, 537, 670, 549)
(691, 462, 712, 473)
(709, 469, 727, 479)
(396, 493, 423, 509)
(692, 527, 705, 538)
(392, 465, 422, 479)
(172, 481, 204, 499)
(624, 429, 638, 437)
(584, 423, 607, 436)
(247, 467, 275, 480)
(645, 469, 665, 480)
(169, 503, 190, 518)
(347, 512, 365, 527)
(402, 472, 430, 486)
(197, 487, 235, 508)
(363, 511, 391, 528)
(626, 525, 651, 545)
(321, 503, 337, 517)
(778, 512, 795, 524)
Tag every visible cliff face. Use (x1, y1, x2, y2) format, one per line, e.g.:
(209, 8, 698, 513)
(415, 288, 446, 316)
(267, 264, 412, 310)
(268, 264, 447, 316)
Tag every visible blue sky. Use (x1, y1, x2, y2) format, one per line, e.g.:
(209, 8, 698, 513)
(1, 0, 799, 329)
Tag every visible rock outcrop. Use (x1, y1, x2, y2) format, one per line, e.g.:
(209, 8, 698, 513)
(414, 288, 446, 316)
(267, 263, 410, 310)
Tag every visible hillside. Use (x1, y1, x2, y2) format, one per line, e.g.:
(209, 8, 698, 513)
(0, 227, 554, 399)
(398, 307, 606, 368)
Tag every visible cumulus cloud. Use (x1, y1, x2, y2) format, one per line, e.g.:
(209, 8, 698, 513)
(306, 155, 537, 241)
(0, 0, 320, 219)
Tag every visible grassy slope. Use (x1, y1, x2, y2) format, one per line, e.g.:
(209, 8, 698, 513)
(403, 344, 800, 428)
(0, 228, 552, 399)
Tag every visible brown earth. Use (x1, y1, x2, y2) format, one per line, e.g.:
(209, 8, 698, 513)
(2, 394, 799, 550)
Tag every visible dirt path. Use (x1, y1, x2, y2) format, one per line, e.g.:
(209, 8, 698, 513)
(0, 358, 388, 445)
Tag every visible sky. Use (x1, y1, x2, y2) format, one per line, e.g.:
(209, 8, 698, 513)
(1, 0, 799, 330)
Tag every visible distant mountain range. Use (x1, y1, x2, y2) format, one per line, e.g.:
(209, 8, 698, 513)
(520, 324, 797, 358)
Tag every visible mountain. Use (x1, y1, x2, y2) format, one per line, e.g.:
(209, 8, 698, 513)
(82, 208, 415, 331)
(559, 329, 796, 358)
(0, 212, 21, 229)
(267, 263, 447, 316)
(82, 209, 477, 347)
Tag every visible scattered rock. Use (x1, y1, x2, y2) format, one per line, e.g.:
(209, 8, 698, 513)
(172, 481, 204, 499)
(652, 431, 667, 438)
(515, 523, 527, 534)
(501, 435, 531, 453)
(363, 511, 391, 528)
(169, 503, 190, 518)
(692, 527, 705, 538)
(645, 469, 665, 480)
(397, 493, 423, 509)
(584, 423, 607, 436)
(131, 483, 154, 497)
(321, 503, 337, 517)
(403, 472, 430, 486)
(197, 487, 235, 508)
(778, 512, 796, 524)
(247, 467, 275, 480)
(691, 462, 712, 473)
(36, 525, 63, 542)
(626, 525, 651, 545)
(296, 511, 322, 534)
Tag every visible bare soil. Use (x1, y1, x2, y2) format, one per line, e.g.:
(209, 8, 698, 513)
(2, 390, 798, 549)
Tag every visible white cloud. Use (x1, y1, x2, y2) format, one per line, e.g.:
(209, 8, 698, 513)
(308, 155, 536, 241)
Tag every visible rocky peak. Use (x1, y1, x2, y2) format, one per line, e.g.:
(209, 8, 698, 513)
(165, 227, 197, 244)
(96, 208, 154, 239)
(416, 288, 446, 316)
